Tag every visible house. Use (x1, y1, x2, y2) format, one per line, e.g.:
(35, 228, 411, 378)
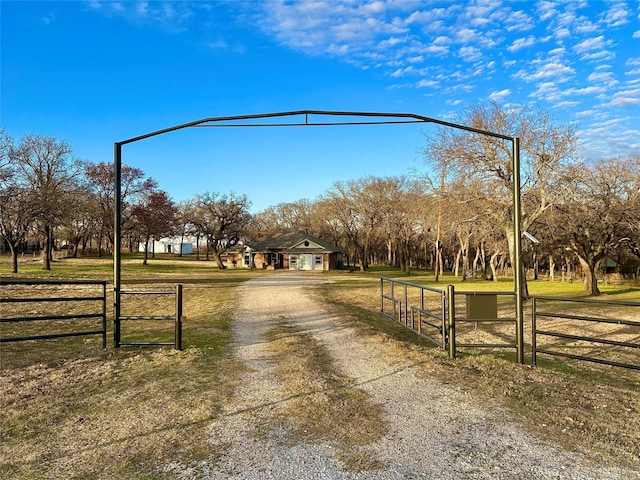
(225, 231, 343, 271)
(139, 237, 194, 255)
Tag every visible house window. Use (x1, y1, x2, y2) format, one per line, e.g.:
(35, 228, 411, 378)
(271, 253, 278, 265)
(290, 255, 298, 265)
(315, 255, 323, 265)
(243, 253, 250, 266)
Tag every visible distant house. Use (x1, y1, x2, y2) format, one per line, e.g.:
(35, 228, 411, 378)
(139, 237, 194, 255)
(225, 231, 343, 271)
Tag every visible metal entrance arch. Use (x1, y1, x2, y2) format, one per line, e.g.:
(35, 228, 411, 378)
(113, 109, 525, 362)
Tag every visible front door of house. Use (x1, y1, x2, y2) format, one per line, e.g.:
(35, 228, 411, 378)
(299, 254, 313, 271)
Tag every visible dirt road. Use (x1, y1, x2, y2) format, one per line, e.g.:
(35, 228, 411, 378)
(168, 274, 638, 479)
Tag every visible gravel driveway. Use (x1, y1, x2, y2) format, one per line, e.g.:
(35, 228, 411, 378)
(170, 274, 638, 480)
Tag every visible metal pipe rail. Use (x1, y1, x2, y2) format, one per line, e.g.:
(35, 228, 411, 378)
(0, 279, 107, 348)
(380, 277, 447, 349)
(532, 296, 640, 371)
(114, 285, 183, 350)
(447, 288, 518, 360)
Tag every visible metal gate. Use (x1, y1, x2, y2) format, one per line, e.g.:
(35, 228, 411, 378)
(114, 284, 183, 350)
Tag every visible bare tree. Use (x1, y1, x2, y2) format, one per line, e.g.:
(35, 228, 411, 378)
(422, 102, 578, 291)
(195, 192, 251, 269)
(11, 135, 83, 270)
(323, 177, 397, 271)
(555, 157, 639, 295)
(85, 161, 157, 256)
(0, 185, 39, 273)
(132, 190, 178, 265)
(59, 185, 100, 258)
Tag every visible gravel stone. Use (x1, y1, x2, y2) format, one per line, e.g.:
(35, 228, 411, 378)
(167, 274, 639, 480)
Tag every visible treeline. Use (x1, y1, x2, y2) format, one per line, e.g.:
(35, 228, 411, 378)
(1, 102, 639, 295)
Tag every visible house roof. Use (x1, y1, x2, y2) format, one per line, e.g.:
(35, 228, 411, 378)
(251, 231, 342, 253)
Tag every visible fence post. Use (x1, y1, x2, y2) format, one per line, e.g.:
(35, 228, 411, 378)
(101, 281, 107, 349)
(447, 284, 456, 359)
(380, 278, 384, 312)
(404, 284, 409, 325)
(531, 297, 537, 366)
(441, 291, 447, 350)
(114, 287, 121, 348)
(175, 284, 183, 351)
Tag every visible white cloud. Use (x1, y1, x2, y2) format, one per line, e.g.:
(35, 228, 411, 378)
(391, 66, 415, 77)
(553, 100, 580, 108)
(603, 0, 630, 27)
(489, 89, 511, 101)
(86, 0, 194, 32)
(574, 35, 610, 54)
(579, 50, 615, 62)
(507, 36, 537, 52)
(567, 86, 607, 95)
(456, 28, 477, 43)
(458, 46, 482, 62)
(529, 82, 560, 100)
(378, 36, 404, 48)
(40, 12, 56, 25)
(504, 10, 535, 32)
(609, 88, 640, 106)
(432, 35, 450, 45)
(527, 61, 576, 83)
(536, 1, 557, 21)
(416, 79, 439, 88)
(588, 71, 619, 87)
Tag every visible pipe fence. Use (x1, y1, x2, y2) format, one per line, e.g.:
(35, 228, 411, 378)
(531, 296, 640, 371)
(380, 277, 639, 370)
(0, 279, 107, 348)
(114, 284, 183, 350)
(380, 277, 447, 348)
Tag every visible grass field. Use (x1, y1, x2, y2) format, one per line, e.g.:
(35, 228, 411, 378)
(1, 255, 639, 478)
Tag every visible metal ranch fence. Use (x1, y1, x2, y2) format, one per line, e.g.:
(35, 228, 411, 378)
(114, 284, 183, 350)
(0, 279, 107, 348)
(381, 277, 640, 370)
(532, 296, 640, 371)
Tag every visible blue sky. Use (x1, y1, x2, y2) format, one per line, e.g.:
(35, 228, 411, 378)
(2, 1, 639, 212)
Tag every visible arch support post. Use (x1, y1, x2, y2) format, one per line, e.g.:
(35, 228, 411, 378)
(512, 137, 525, 364)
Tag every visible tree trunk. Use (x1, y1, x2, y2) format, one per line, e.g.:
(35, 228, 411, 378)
(213, 250, 226, 269)
(98, 228, 104, 258)
(358, 245, 368, 271)
(549, 255, 555, 282)
(472, 245, 481, 277)
(42, 225, 52, 270)
(10, 244, 19, 274)
(434, 246, 443, 282)
(143, 236, 150, 265)
(489, 251, 500, 282)
(577, 256, 601, 295)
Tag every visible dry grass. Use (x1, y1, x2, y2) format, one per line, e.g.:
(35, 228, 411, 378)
(1, 262, 638, 476)
(265, 322, 388, 472)
(0, 279, 243, 479)
(318, 275, 640, 468)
